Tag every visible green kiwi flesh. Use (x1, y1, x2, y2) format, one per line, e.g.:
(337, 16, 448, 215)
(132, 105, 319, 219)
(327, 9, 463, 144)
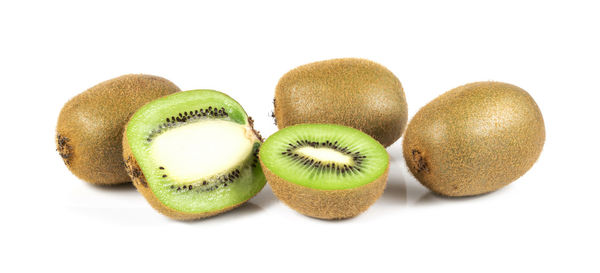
(403, 81, 545, 197)
(274, 58, 408, 147)
(123, 90, 266, 220)
(259, 123, 389, 219)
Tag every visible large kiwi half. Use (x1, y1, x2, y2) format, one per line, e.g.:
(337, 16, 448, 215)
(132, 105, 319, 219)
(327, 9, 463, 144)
(403, 81, 545, 196)
(259, 124, 389, 219)
(274, 58, 408, 147)
(56, 74, 180, 185)
(123, 90, 266, 220)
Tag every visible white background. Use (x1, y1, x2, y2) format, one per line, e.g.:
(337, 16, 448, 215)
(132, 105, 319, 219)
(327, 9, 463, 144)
(2, 1, 599, 272)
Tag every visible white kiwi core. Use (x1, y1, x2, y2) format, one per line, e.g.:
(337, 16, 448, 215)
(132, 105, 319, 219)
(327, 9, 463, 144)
(150, 120, 256, 184)
(295, 146, 353, 165)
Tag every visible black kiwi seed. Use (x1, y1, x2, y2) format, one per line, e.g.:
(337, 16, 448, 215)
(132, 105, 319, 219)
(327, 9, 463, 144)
(167, 167, 248, 193)
(146, 106, 233, 142)
(280, 139, 366, 173)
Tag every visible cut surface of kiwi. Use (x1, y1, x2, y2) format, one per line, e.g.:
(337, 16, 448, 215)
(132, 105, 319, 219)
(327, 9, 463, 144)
(123, 90, 266, 220)
(259, 123, 389, 219)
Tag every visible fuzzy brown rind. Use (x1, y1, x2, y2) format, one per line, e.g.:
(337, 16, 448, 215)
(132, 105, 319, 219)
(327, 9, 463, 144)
(261, 160, 389, 219)
(56, 74, 180, 185)
(122, 132, 251, 220)
(274, 58, 407, 147)
(402, 81, 545, 197)
(246, 116, 263, 141)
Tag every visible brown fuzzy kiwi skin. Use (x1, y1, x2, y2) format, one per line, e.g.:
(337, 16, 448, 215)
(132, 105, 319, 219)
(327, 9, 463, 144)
(274, 58, 407, 147)
(122, 118, 263, 221)
(260, 160, 389, 220)
(56, 74, 180, 185)
(403, 81, 546, 197)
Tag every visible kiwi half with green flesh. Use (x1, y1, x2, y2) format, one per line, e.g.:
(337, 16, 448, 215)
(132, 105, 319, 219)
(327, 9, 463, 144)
(274, 58, 408, 147)
(259, 124, 389, 219)
(123, 90, 266, 220)
(403, 81, 545, 197)
(56, 74, 180, 185)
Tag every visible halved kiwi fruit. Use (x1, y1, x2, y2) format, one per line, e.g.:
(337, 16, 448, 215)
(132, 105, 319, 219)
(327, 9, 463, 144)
(259, 124, 389, 219)
(123, 90, 266, 220)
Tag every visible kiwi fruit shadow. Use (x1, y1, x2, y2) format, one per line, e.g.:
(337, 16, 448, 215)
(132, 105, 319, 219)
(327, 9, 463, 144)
(416, 190, 496, 205)
(245, 183, 278, 210)
(84, 182, 137, 192)
(380, 143, 430, 206)
(379, 151, 408, 205)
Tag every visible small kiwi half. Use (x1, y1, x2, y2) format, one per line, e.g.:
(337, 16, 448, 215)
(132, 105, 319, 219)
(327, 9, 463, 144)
(403, 81, 545, 196)
(123, 90, 266, 220)
(259, 124, 389, 219)
(56, 74, 180, 185)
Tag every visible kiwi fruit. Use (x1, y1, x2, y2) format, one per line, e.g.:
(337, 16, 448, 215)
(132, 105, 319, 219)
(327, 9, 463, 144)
(403, 81, 545, 197)
(122, 89, 266, 220)
(259, 123, 389, 219)
(56, 74, 180, 185)
(273, 58, 407, 147)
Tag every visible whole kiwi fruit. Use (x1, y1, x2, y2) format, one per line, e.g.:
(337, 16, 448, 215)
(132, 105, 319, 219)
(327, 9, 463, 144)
(274, 58, 407, 147)
(403, 81, 545, 196)
(56, 74, 180, 185)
